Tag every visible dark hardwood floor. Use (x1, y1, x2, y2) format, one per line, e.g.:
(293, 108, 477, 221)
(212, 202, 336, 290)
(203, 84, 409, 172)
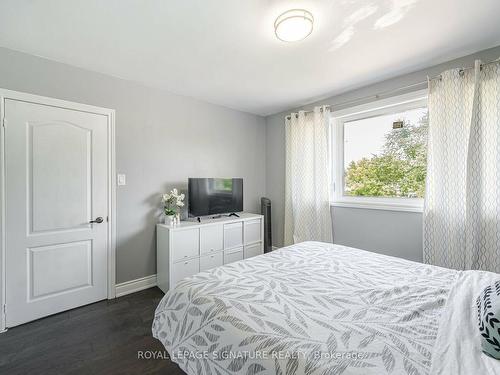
(0, 288, 185, 375)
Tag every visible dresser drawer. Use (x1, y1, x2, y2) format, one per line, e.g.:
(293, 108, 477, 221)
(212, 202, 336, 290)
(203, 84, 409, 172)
(200, 252, 223, 271)
(244, 242, 262, 259)
(224, 222, 243, 249)
(244, 219, 262, 244)
(200, 225, 223, 255)
(224, 247, 243, 264)
(171, 258, 200, 286)
(171, 228, 199, 262)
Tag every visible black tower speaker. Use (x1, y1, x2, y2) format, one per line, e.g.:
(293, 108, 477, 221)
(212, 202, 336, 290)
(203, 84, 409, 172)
(261, 197, 272, 253)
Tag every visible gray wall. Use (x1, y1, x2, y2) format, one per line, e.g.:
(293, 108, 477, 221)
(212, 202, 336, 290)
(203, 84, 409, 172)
(266, 45, 500, 262)
(0, 47, 267, 284)
(331, 207, 423, 262)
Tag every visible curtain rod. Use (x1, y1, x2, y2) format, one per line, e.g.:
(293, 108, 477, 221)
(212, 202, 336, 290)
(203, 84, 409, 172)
(285, 59, 499, 120)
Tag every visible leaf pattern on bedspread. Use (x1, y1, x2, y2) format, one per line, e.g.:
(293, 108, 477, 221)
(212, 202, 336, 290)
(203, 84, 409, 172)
(152, 241, 458, 375)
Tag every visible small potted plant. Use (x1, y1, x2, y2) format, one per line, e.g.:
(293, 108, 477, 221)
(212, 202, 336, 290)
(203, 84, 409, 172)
(161, 188, 185, 225)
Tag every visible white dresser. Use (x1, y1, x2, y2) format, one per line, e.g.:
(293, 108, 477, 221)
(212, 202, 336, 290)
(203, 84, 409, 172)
(156, 213, 264, 292)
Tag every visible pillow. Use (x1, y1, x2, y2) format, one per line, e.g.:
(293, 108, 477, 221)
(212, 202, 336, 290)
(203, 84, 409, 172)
(477, 280, 500, 359)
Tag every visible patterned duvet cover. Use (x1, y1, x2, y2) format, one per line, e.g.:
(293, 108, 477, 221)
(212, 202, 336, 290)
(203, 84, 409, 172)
(152, 241, 499, 375)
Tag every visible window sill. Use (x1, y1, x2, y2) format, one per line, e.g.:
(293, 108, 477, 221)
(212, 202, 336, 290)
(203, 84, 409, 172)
(330, 200, 423, 213)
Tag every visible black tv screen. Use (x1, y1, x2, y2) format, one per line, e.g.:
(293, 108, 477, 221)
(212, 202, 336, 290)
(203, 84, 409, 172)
(188, 178, 243, 217)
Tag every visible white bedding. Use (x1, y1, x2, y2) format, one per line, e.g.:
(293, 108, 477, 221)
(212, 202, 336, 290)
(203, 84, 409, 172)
(152, 241, 500, 374)
(430, 270, 500, 375)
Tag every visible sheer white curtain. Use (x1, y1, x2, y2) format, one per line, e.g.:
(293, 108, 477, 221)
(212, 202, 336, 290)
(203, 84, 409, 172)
(284, 106, 332, 245)
(424, 60, 500, 273)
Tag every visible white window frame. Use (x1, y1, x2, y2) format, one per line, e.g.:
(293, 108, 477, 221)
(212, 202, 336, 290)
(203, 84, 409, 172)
(330, 89, 428, 213)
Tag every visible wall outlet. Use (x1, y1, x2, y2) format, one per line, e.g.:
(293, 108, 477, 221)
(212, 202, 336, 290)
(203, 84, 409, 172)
(117, 174, 126, 186)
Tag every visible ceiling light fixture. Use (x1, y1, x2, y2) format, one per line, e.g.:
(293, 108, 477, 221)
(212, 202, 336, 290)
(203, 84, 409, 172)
(274, 9, 314, 42)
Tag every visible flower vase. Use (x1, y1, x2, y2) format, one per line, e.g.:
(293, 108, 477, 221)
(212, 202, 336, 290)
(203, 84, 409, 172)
(164, 214, 175, 226)
(175, 213, 181, 225)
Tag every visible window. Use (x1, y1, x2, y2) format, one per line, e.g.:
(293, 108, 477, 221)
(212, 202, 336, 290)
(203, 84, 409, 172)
(331, 90, 428, 212)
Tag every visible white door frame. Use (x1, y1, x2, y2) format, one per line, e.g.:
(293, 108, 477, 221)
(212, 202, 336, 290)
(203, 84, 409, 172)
(0, 89, 116, 332)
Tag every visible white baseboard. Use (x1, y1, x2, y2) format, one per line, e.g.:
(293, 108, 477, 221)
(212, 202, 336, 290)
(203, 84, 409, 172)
(115, 274, 157, 298)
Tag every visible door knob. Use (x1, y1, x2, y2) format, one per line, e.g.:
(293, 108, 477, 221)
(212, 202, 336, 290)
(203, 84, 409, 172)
(89, 217, 104, 224)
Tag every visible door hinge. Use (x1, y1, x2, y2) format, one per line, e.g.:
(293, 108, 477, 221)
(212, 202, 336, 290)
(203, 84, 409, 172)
(1, 117, 5, 128)
(3, 304, 5, 314)
(106, 216, 109, 223)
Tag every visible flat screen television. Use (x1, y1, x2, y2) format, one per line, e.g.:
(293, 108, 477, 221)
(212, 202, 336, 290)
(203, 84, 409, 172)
(188, 178, 243, 217)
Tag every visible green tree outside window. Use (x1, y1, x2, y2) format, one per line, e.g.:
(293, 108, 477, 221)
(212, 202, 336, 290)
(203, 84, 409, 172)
(344, 113, 428, 198)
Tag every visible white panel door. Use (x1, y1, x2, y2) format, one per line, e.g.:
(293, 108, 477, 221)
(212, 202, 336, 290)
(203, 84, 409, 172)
(5, 98, 109, 327)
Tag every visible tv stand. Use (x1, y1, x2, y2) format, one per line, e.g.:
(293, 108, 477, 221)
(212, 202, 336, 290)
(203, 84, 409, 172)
(157, 213, 264, 292)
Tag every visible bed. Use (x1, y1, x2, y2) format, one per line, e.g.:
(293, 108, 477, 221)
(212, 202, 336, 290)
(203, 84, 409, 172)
(152, 241, 500, 374)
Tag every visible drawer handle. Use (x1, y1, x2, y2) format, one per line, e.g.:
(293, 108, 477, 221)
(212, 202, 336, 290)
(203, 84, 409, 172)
(184, 261, 189, 265)
(210, 255, 214, 258)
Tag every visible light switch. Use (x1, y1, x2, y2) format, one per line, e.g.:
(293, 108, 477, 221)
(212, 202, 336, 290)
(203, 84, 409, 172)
(117, 174, 126, 186)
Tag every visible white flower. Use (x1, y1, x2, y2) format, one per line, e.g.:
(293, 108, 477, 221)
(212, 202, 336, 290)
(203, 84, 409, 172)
(162, 188, 184, 210)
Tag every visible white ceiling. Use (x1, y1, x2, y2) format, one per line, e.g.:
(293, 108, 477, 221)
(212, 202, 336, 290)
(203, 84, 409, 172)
(1, 0, 500, 116)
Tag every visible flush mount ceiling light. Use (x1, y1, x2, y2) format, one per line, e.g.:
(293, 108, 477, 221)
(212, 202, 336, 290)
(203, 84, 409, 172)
(274, 9, 314, 42)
